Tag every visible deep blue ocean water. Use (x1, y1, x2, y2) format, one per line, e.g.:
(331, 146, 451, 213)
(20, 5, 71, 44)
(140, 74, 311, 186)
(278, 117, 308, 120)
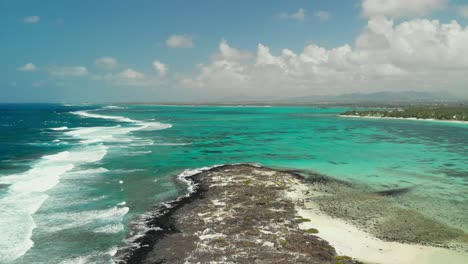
(0, 104, 467, 263)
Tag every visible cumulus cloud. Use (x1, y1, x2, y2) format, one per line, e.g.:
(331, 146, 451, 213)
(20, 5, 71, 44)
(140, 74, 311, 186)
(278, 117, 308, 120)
(93, 68, 166, 87)
(280, 8, 306, 21)
(152, 61, 168, 77)
(49, 66, 88, 77)
(95, 57, 118, 69)
(458, 5, 468, 18)
(120, 68, 144, 79)
(166, 34, 194, 48)
(180, 18, 468, 97)
(216, 39, 253, 61)
(180, 40, 253, 90)
(362, 0, 447, 19)
(24, 16, 40, 24)
(315, 11, 331, 21)
(17, 63, 37, 72)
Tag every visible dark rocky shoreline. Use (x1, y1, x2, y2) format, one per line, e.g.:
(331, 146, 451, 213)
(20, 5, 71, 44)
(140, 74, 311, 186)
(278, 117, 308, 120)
(115, 164, 358, 264)
(113, 166, 211, 264)
(114, 164, 468, 263)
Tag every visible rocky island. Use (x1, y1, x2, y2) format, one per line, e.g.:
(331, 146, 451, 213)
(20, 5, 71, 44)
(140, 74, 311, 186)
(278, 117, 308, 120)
(115, 164, 468, 264)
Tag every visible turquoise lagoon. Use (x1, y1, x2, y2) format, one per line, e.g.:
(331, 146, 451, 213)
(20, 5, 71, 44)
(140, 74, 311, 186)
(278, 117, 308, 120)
(0, 104, 467, 263)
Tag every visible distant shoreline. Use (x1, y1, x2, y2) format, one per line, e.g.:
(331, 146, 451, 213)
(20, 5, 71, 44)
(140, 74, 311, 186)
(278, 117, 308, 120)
(339, 114, 468, 125)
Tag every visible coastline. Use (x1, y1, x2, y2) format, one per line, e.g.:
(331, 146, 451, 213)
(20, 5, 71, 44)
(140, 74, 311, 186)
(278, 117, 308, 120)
(113, 166, 220, 264)
(115, 164, 468, 264)
(338, 114, 468, 125)
(287, 177, 468, 264)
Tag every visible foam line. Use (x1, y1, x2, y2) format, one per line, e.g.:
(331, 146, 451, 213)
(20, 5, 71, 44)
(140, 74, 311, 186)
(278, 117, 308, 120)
(0, 146, 107, 262)
(49, 126, 69, 131)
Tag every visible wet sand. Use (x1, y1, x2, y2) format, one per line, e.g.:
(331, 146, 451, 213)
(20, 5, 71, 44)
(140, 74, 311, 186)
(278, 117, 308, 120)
(287, 175, 468, 264)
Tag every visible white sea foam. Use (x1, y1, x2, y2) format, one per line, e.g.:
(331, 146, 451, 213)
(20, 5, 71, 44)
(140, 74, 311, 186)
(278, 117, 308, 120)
(113, 169, 146, 173)
(59, 256, 90, 264)
(116, 165, 224, 257)
(49, 126, 69, 131)
(176, 163, 260, 194)
(127, 139, 155, 146)
(103, 105, 128, 110)
(0, 194, 44, 263)
(123, 150, 152, 156)
(67, 110, 171, 147)
(93, 223, 125, 234)
(45, 206, 129, 233)
(72, 110, 135, 123)
(177, 165, 223, 194)
(0, 145, 107, 262)
(61, 167, 109, 180)
(0, 109, 171, 262)
(109, 247, 118, 257)
(154, 142, 192, 146)
(64, 110, 168, 180)
(65, 126, 130, 144)
(59, 247, 116, 264)
(26, 142, 69, 147)
(138, 122, 172, 131)
(71, 110, 172, 131)
(66, 167, 109, 175)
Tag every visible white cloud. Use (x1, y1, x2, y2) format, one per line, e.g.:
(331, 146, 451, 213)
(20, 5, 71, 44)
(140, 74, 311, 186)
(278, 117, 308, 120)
(280, 8, 306, 21)
(180, 40, 253, 90)
(458, 5, 468, 18)
(93, 68, 152, 86)
(315, 11, 331, 21)
(120, 68, 144, 79)
(181, 18, 468, 97)
(49, 66, 88, 77)
(362, 0, 447, 19)
(166, 34, 194, 48)
(17, 63, 37, 72)
(152, 61, 168, 77)
(24, 16, 40, 24)
(216, 39, 253, 61)
(95, 57, 118, 69)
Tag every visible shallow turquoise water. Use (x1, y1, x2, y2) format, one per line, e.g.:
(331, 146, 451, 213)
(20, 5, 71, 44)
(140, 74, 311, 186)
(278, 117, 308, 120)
(0, 104, 467, 263)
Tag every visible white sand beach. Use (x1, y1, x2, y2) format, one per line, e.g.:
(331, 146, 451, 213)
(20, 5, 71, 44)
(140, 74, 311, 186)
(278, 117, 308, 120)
(339, 115, 468, 125)
(287, 180, 468, 264)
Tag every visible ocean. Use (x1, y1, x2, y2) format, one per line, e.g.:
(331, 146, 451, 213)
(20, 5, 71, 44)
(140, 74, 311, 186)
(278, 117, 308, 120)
(0, 104, 467, 263)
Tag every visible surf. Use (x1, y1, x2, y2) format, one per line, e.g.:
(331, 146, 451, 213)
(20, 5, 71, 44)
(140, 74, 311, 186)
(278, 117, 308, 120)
(0, 108, 171, 262)
(0, 146, 107, 262)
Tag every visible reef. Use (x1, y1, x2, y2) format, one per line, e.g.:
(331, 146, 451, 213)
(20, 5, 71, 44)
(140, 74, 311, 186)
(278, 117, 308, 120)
(116, 164, 357, 264)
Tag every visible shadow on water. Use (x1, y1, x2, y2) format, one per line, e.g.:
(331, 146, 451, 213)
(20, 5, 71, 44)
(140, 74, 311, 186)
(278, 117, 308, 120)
(374, 186, 415, 196)
(278, 166, 419, 198)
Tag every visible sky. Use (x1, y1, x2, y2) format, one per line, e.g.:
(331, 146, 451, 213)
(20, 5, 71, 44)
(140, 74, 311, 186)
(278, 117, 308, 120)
(1, 0, 468, 103)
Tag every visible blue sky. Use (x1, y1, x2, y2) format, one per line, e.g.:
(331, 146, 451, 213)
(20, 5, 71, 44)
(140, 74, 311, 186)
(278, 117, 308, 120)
(1, 0, 468, 102)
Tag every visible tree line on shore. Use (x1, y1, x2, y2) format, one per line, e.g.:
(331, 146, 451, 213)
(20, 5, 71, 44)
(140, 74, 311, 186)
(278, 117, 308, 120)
(342, 106, 468, 121)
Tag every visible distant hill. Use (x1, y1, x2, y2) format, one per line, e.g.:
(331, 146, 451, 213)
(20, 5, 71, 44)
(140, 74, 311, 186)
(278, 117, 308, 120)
(158, 91, 466, 106)
(284, 91, 460, 105)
